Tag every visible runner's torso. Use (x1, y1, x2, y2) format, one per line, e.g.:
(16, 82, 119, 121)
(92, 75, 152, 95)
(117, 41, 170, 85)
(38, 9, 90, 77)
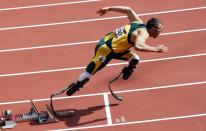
(104, 22, 146, 53)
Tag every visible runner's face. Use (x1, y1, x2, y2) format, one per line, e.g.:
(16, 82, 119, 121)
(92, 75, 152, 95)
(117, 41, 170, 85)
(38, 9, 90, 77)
(149, 24, 163, 38)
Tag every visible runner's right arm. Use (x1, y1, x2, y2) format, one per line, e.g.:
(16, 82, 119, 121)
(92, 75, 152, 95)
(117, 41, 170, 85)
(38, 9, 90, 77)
(97, 6, 143, 23)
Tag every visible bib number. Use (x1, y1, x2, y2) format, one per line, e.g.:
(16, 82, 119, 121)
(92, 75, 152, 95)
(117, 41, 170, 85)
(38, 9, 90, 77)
(115, 26, 126, 38)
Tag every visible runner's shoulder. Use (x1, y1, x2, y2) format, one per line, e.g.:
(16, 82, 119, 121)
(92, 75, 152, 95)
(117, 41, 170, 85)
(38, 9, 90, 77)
(137, 28, 149, 38)
(130, 20, 144, 25)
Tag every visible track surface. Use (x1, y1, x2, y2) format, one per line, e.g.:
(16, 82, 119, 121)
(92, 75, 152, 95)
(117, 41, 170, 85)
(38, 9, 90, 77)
(0, 0, 206, 131)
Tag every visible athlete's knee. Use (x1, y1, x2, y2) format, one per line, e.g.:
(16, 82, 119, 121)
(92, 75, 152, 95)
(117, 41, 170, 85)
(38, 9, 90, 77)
(122, 55, 140, 80)
(128, 53, 140, 68)
(130, 53, 140, 62)
(128, 58, 139, 69)
(86, 61, 96, 74)
(79, 71, 91, 81)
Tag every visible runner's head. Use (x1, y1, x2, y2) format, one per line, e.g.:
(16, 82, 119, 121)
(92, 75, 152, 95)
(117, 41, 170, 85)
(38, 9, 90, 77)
(146, 18, 163, 38)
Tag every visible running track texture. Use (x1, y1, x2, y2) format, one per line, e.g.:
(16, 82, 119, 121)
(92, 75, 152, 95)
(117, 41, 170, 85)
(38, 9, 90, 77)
(0, 0, 206, 131)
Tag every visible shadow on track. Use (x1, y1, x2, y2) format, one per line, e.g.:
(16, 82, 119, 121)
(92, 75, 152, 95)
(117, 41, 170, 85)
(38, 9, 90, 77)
(62, 103, 119, 127)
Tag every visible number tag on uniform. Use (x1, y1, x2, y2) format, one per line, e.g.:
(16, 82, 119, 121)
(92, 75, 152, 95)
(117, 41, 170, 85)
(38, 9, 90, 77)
(115, 26, 126, 38)
(98, 55, 106, 62)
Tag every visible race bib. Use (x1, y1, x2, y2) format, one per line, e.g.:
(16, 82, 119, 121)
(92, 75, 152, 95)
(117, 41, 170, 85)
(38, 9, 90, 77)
(115, 26, 126, 38)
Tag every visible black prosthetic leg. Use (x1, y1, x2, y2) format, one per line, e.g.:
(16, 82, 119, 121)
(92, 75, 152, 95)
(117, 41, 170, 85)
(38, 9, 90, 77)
(66, 78, 90, 96)
(122, 59, 139, 80)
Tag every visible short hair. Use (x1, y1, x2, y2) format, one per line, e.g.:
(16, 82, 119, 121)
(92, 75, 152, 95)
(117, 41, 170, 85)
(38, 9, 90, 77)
(146, 18, 163, 29)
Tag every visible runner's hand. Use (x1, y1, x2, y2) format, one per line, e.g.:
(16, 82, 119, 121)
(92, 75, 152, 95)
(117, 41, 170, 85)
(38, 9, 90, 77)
(157, 45, 168, 53)
(97, 7, 108, 16)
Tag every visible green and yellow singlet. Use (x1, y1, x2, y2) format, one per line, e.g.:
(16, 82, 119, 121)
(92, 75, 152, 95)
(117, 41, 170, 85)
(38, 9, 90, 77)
(104, 22, 146, 53)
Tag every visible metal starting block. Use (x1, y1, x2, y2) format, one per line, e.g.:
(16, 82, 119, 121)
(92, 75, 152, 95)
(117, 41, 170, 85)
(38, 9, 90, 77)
(1, 121, 17, 130)
(15, 100, 75, 124)
(0, 110, 17, 129)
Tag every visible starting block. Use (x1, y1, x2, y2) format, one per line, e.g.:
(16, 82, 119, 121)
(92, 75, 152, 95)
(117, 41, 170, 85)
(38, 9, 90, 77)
(15, 100, 75, 124)
(0, 110, 17, 129)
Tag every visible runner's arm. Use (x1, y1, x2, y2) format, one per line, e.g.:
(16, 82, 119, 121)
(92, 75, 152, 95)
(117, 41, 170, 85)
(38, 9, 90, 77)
(97, 6, 143, 23)
(134, 32, 167, 52)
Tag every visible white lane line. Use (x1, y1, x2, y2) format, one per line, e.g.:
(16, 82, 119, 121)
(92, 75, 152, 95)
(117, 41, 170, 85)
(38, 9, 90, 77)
(0, 40, 98, 53)
(0, 80, 206, 105)
(0, 6, 205, 31)
(0, 66, 85, 77)
(103, 93, 112, 125)
(0, 0, 101, 11)
(0, 53, 205, 77)
(48, 113, 206, 131)
(161, 28, 206, 36)
(0, 28, 205, 53)
(108, 53, 206, 67)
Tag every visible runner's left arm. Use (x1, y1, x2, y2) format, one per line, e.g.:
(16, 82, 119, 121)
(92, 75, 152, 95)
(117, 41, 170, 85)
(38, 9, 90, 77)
(134, 30, 168, 52)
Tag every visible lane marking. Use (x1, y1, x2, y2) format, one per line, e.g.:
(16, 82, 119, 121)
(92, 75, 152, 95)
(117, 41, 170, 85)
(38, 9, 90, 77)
(0, 28, 205, 53)
(0, 53, 205, 77)
(108, 53, 206, 67)
(0, 0, 101, 11)
(0, 81, 206, 105)
(103, 93, 112, 125)
(0, 6, 205, 31)
(48, 113, 206, 131)
(0, 40, 98, 53)
(161, 28, 206, 36)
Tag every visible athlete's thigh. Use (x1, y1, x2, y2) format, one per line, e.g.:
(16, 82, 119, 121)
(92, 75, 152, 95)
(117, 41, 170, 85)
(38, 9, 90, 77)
(86, 44, 112, 74)
(113, 50, 134, 61)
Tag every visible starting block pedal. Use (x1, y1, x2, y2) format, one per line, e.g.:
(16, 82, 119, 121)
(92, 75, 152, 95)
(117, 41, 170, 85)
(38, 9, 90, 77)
(15, 100, 75, 124)
(15, 100, 43, 122)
